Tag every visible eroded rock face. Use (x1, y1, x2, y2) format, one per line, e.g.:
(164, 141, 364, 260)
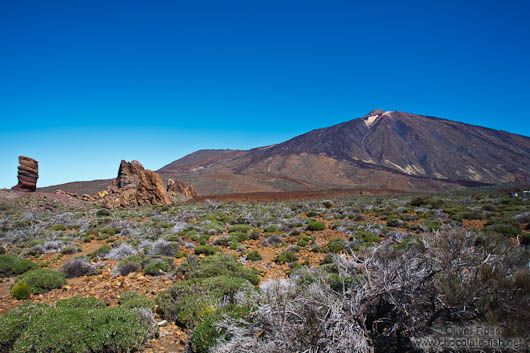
(100, 160, 170, 208)
(116, 160, 145, 189)
(12, 156, 39, 192)
(167, 178, 199, 199)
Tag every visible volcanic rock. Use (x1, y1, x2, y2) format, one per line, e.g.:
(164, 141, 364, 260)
(12, 156, 39, 192)
(98, 160, 170, 208)
(167, 178, 199, 199)
(117, 160, 145, 189)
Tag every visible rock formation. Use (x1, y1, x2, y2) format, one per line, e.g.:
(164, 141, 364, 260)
(50, 160, 199, 208)
(116, 160, 146, 189)
(100, 160, 170, 208)
(167, 178, 199, 199)
(12, 156, 39, 192)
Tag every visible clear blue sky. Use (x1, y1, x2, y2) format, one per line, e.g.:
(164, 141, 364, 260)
(1, 0, 529, 188)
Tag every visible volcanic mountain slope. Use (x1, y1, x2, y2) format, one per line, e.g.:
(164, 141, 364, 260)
(157, 110, 530, 194)
(41, 110, 530, 195)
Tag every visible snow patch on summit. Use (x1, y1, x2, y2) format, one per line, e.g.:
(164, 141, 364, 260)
(364, 114, 380, 127)
(364, 111, 394, 127)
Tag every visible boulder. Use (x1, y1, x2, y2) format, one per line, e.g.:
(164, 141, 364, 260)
(12, 156, 38, 192)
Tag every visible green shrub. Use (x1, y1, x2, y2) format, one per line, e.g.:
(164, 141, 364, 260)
(0, 302, 51, 351)
(358, 231, 382, 244)
(55, 296, 105, 310)
(88, 244, 111, 259)
(99, 227, 120, 236)
(486, 216, 519, 227)
(229, 224, 252, 233)
(190, 310, 224, 353)
(395, 235, 425, 251)
(194, 245, 220, 256)
(297, 237, 309, 247)
(462, 211, 485, 220)
(51, 224, 67, 231)
(421, 221, 441, 232)
(288, 262, 304, 275)
(178, 254, 260, 285)
(246, 250, 263, 261)
(55, 296, 107, 309)
(0, 255, 38, 277)
(175, 251, 187, 259)
(230, 231, 249, 242)
(119, 291, 155, 310)
(483, 224, 520, 238)
(190, 305, 251, 353)
(11, 306, 152, 353)
(264, 225, 279, 233)
(144, 260, 174, 276)
(156, 275, 255, 329)
(14, 269, 66, 294)
(117, 258, 142, 276)
(428, 199, 444, 209)
(11, 281, 31, 300)
(307, 219, 325, 231)
(329, 273, 359, 292)
(327, 238, 346, 253)
(200, 234, 211, 244)
(248, 229, 260, 240)
(276, 251, 298, 264)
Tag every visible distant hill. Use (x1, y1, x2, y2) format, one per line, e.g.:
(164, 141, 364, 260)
(41, 110, 530, 195)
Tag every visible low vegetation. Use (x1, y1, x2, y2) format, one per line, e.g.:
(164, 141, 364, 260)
(0, 297, 156, 353)
(0, 188, 528, 352)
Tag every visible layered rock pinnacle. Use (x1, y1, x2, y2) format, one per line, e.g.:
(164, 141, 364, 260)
(12, 156, 39, 192)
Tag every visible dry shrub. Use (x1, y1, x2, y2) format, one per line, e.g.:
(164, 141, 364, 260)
(212, 226, 530, 353)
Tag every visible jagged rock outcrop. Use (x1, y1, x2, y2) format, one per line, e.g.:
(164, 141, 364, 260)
(12, 156, 39, 192)
(116, 160, 145, 189)
(167, 178, 199, 199)
(51, 160, 199, 208)
(100, 160, 170, 208)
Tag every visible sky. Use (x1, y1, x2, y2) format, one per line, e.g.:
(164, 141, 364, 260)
(1, 0, 529, 188)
